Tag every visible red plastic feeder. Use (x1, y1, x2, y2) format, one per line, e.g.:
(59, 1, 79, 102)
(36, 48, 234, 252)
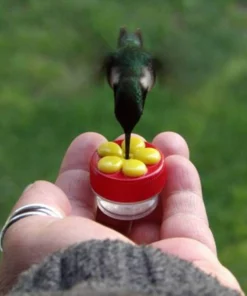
(90, 139, 167, 220)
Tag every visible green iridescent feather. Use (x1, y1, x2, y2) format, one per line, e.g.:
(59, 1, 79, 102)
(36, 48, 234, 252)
(102, 27, 158, 159)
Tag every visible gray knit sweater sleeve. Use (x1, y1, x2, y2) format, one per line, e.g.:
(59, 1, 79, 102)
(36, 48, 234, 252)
(9, 240, 239, 296)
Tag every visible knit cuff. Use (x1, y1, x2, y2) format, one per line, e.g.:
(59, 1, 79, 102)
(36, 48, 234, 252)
(10, 240, 239, 296)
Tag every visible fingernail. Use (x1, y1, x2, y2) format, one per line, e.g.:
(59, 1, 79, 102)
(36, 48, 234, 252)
(23, 183, 34, 193)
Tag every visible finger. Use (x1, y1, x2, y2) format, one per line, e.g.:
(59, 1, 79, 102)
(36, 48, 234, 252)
(128, 132, 190, 243)
(56, 132, 106, 218)
(1, 180, 69, 257)
(147, 131, 190, 224)
(153, 131, 190, 159)
(160, 155, 217, 253)
(0, 181, 69, 293)
(59, 132, 106, 174)
(115, 133, 145, 141)
(96, 209, 133, 235)
(4, 181, 132, 252)
(0, 182, 132, 293)
(11, 181, 70, 217)
(152, 238, 243, 295)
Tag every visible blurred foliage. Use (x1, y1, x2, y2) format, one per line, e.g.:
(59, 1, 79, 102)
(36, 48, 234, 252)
(0, 0, 246, 291)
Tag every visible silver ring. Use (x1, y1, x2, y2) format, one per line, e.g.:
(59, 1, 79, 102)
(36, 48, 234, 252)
(0, 203, 63, 252)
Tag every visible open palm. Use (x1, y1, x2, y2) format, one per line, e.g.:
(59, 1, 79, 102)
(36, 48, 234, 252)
(0, 132, 242, 295)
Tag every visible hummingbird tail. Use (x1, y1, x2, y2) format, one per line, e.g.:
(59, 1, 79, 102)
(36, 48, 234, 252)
(118, 27, 127, 47)
(135, 28, 143, 47)
(117, 27, 143, 48)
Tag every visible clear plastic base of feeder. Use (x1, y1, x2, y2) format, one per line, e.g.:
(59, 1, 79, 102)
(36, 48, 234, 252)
(96, 194, 159, 220)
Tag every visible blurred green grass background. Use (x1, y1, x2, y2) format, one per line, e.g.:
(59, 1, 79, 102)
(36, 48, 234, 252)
(0, 0, 247, 291)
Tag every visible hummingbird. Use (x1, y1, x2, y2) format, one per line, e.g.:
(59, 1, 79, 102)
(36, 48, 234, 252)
(102, 27, 160, 159)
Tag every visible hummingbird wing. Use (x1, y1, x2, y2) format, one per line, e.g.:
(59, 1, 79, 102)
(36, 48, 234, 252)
(93, 52, 114, 86)
(151, 54, 172, 86)
(99, 52, 116, 86)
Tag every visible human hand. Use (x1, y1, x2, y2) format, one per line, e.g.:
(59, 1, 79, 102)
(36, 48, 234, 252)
(0, 132, 243, 295)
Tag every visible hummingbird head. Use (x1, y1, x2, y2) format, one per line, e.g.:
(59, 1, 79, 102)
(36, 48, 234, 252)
(117, 27, 143, 48)
(113, 78, 147, 134)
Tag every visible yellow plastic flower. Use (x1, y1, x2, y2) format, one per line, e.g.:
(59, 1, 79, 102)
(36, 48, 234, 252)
(97, 137, 161, 177)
